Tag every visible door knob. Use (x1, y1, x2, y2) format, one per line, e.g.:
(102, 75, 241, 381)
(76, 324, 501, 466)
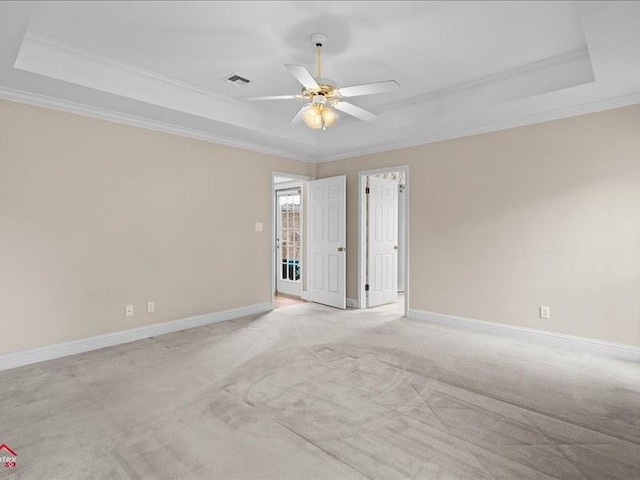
(393, 245, 399, 250)
(337, 247, 346, 252)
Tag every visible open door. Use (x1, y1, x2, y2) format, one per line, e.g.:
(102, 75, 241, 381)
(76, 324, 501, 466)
(308, 175, 346, 309)
(367, 176, 398, 307)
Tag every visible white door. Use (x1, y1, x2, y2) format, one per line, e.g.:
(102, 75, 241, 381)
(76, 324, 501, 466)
(367, 176, 398, 307)
(308, 176, 346, 309)
(276, 189, 302, 297)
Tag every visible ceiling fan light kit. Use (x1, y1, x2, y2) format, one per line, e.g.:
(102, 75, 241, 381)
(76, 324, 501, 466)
(242, 33, 399, 130)
(303, 103, 339, 130)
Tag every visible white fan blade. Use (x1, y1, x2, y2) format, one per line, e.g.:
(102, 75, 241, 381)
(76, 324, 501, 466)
(338, 80, 399, 98)
(241, 94, 301, 101)
(285, 64, 320, 90)
(334, 101, 377, 121)
(289, 105, 309, 125)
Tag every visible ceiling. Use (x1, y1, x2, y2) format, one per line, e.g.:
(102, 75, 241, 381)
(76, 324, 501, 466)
(1, 1, 640, 162)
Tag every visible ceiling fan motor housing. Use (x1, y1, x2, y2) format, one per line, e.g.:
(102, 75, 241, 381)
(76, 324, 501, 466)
(311, 95, 326, 106)
(304, 78, 339, 102)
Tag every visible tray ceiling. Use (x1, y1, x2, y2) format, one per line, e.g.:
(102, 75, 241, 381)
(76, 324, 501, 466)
(1, 1, 640, 162)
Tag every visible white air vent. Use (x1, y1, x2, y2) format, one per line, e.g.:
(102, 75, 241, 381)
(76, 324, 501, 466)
(222, 73, 251, 85)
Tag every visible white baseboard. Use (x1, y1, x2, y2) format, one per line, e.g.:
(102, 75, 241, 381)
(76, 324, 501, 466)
(346, 298, 359, 309)
(301, 290, 309, 301)
(408, 309, 640, 362)
(0, 302, 272, 372)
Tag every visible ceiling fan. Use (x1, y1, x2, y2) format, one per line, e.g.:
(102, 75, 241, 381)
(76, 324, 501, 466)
(241, 33, 399, 130)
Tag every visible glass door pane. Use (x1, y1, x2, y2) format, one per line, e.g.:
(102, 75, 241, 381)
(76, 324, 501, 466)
(278, 189, 301, 283)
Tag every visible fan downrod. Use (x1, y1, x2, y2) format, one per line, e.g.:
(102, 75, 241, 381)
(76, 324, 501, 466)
(303, 33, 338, 101)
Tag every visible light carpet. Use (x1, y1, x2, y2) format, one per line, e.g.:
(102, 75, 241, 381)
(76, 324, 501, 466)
(1, 301, 640, 479)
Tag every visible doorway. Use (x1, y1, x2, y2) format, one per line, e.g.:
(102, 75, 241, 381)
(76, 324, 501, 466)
(358, 166, 409, 317)
(271, 172, 312, 310)
(276, 187, 302, 297)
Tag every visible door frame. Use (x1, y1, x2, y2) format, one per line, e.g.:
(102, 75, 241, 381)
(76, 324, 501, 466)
(358, 165, 410, 317)
(271, 171, 314, 309)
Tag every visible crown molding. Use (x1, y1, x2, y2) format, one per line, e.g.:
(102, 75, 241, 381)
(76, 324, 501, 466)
(317, 90, 640, 163)
(4, 84, 639, 166)
(25, 32, 241, 106)
(3, 84, 639, 166)
(22, 31, 296, 125)
(378, 47, 592, 113)
(0, 85, 317, 163)
(13, 33, 616, 165)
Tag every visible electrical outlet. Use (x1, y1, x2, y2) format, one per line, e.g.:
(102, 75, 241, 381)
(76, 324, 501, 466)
(147, 301, 155, 313)
(540, 306, 550, 319)
(125, 305, 134, 317)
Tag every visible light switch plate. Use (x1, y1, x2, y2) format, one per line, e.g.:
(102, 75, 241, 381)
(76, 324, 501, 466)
(255, 222, 263, 232)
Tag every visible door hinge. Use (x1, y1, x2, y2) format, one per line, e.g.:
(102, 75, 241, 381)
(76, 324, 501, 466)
(365, 187, 370, 194)
(365, 284, 370, 291)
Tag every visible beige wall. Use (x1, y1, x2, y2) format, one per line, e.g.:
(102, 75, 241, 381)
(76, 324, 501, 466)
(318, 105, 640, 347)
(0, 99, 314, 354)
(2, 97, 639, 355)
